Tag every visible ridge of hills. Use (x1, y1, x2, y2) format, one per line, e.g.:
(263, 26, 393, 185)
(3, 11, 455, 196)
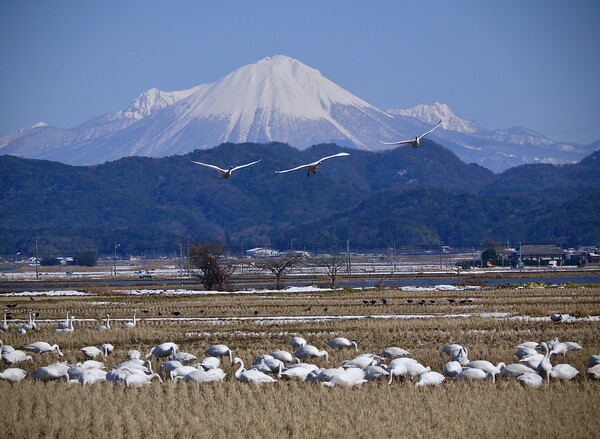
(0, 142, 598, 256)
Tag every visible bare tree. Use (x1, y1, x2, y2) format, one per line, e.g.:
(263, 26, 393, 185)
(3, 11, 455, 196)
(188, 242, 232, 291)
(313, 255, 346, 289)
(252, 254, 304, 290)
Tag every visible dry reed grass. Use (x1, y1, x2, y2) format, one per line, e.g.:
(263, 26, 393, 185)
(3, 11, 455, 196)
(1, 285, 599, 438)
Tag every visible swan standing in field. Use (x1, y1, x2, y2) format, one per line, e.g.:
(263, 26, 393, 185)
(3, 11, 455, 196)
(25, 342, 63, 356)
(549, 364, 579, 381)
(122, 311, 137, 329)
(170, 352, 197, 364)
(32, 362, 70, 381)
(124, 370, 163, 388)
(443, 361, 463, 377)
(275, 152, 350, 176)
(205, 344, 233, 364)
(56, 310, 70, 331)
(380, 120, 442, 149)
(0, 367, 27, 383)
(363, 365, 390, 381)
(327, 337, 358, 351)
(146, 342, 178, 359)
(55, 315, 75, 334)
(192, 159, 261, 180)
(81, 346, 105, 359)
(321, 368, 368, 387)
(175, 368, 225, 385)
(2, 349, 33, 365)
(198, 356, 221, 370)
(1, 311, 10, 332)
(79, 368, 107, 385)
(381, 346, 411, 359)
(498, 363, 538, 378)
(416, 371, 445, 387)
(455, 367, 490, 381)
(441, 343, 465, 357)
(269, 350, 295, 364)
(463, 361, 505, 383)
(100, 343, 114, 357)
(96, 314, 110, 332)
(289, 336, 307, 349)
(233, 357, 277, 384)
(516, 372, 544, 388)
(536, 342, 553, 382)
(294, 345, 329, 362)
(587, 364, 600, 380)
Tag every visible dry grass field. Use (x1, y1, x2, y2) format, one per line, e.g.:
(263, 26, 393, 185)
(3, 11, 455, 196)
(1, 283, 599, 438)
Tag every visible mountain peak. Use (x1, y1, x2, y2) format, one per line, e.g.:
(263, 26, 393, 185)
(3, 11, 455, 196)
(388, 102, 481, 134)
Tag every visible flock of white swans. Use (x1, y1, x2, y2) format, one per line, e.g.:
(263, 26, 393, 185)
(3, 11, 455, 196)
(2, 326, 599, 388)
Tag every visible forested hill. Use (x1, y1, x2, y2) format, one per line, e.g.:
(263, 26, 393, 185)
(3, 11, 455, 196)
(0, 142, 598, 255)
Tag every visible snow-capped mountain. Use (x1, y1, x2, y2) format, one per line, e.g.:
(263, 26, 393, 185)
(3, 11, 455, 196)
(0, 55, 596, 171)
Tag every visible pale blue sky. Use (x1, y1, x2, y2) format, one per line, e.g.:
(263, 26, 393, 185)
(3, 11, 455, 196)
(1, 0, 599, 144)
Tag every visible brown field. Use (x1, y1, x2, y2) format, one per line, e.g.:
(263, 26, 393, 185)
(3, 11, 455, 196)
(1, 283, 600, 438)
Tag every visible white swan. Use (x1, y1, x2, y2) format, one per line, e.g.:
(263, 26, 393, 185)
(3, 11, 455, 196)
(127, 349, 142, 360)
(25, 342, 63, 356)
(516, 372, 544, 388)
(124, 370, 163, 388)
(96, 314, 110, 332)
(363, 365, 390, 381)
(536, 342, 553, 383)
(0, 367, 27, 383)
(587, 364, 600, 380)
(192, 159, 261, 180)
(55, 315, 75, 334)
(451, 346, 469, 365)
(279, 365, 313, 381)
(499, 363, 538, 378)
(269, 350, 295, 364)
(233, 357, 277, 384)
(32, 362, 70, 381)
(327, 337, 358, 351)
(56, 309, 70, 330)
(289, 336, 307, 349)
(146, 342, 178, 359)
(2, 349, 33, 365)
(122, 311, 137, 329)
(100, 343, 114, 357)
(176, 368, 225, 384)
(1, 311, 9, 332)
(205, 344, 233, 364)
(549, 364, 579, 381)
(294, 344, 329, 362)
(169, 366, 198, 381)
(275, 152, 350, 176)
(342, 355, 376, 369)
(416, 371, 445, 387)
(440, 343, 464, 357)
(455, 367, 490, 381)
(198, 356, 221, 370)
(170, 352, 197, 364)
(79, 369, 107, 385)
(81, 346, 105, 359)
(381, 346, 411, 359)
(443, 360, 463, 377)
(463, 361, 505, 383)
(381, 120, 442, 149)
(321, 368, 368, 387)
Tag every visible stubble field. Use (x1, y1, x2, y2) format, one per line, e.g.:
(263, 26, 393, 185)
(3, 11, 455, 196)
(1, 283, 599, 438)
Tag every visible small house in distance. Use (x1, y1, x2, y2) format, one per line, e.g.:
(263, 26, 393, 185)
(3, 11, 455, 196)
(519, 243, 565, 266)
(245, 247, 280, 258)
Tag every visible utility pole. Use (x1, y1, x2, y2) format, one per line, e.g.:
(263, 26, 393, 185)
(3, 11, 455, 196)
(113, 239, 119, 277)
(179, 243, 183, 277)
(35, 237, 39, 279)
(346, 239, 351, 275)
(241, 239, 244, 275)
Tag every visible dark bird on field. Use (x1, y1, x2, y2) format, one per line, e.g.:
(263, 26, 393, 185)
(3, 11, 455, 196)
(381, 299, 387, 305)
(172, 311, 182, 316)
(447, 299, 455, 304)
(304, 307, 311, 311)
(406, 299, 413, 304)
(192, 159, 261, 180)
(429, 300, 435, 304)
(380, 120, 442, 149)
(418, 299, 426, 305)
(370, 300, 377, 305)
(363, 300, 369, 304)
(323, 307, 328, 312)
(6, 304, 17, 308)
(142, 310, 149, 314)
(254, 310, 259, 315)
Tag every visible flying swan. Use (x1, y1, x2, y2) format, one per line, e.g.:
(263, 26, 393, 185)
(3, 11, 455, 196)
(275, 152, 350, 176)
(381, 120, 442, 149)
(192, 159, 261, 179)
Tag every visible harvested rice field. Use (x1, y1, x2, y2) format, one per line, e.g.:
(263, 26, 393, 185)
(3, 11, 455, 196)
(1, 282, 599, 438)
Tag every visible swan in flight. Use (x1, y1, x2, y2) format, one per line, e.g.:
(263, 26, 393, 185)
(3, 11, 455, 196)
(275, 152, 350, 176)
(192, 159, 261, 179)
(381, 120, 442, 149)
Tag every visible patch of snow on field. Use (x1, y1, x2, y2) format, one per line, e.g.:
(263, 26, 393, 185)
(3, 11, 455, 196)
(2, 290, 89, 296)
(117, 285, 334, 296)
(400, 285, 482, 292)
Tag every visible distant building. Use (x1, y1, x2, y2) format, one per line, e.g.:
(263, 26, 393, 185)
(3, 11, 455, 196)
(518, 243, 565, 265)
(245, 247, 280, 258)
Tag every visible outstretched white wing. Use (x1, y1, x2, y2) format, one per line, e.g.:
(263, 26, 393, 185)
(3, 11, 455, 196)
(191, 161, 227, 173)
(275, 152, 350, 174)
(275, 164, 309, 174)
(417, 119, 442, 140)
(231, 159, 261, 172)
(317, 152, 350, 162)
(379, 139, 413, 146)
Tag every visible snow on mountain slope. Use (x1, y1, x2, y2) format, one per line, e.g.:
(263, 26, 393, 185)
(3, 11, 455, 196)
(387, 102, 480, 134)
